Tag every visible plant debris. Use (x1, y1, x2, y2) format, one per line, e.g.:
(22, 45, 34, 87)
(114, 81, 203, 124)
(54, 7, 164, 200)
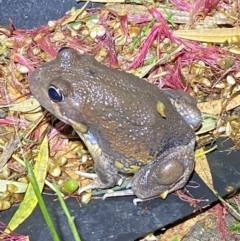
(0, 0, 240, 216)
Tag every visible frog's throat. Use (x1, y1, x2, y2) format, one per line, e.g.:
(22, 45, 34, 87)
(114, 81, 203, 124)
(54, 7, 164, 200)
(75, 130, 102, 160)
(68, 118, 88, 133)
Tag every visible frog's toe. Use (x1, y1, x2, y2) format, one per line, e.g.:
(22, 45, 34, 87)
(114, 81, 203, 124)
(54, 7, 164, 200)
(78, 183, 99, 195)
(76, 168, 123, 195)
(102, 189, 134, 200)
(76, 170, 106, 194)
(77, 176, 116, 195)
(133, 197, 157, 205)
(103, 190, 159, 205)
(75, 170, 98, 179)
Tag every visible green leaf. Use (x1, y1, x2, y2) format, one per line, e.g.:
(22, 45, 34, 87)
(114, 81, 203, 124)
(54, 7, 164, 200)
(229, 223, 240, 232)
(195, 113, 217, 135)
(171, 236, 179, 241)
(6, 135, 49, 232)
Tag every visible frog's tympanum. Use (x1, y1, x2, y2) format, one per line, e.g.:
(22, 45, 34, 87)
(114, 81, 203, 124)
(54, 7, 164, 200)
(29, 48, 202, 200)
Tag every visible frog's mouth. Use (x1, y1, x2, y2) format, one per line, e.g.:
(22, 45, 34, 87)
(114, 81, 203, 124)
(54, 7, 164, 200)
(50, 101, 88, 134)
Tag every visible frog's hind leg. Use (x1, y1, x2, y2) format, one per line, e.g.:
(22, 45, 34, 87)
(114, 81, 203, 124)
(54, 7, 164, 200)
(131, 139, 195, 200)
(163, 89, 202, 129)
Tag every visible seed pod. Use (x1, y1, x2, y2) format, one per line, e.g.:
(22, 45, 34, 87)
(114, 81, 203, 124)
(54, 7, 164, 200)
(115, 35, 127, 46)
(222, 86, 232, 98)
(0, 166, 11, 179)
(199, 77, 211, 87)
(0, 200, 11, 211)
(81, 192, 92, 204)
(215, 82, 226, 89)
(226, 75, 236, 86)
(56, 156, 68, 166)
(218, 57, 235, 70)
(49, 164, 61, 177)
(232, 85, 240, 94)
(190, 61, 205, 76)
(81, 155, 88, 163)
(129, 26, 140, 38)
(225, 122, 232, 136)
(217, 126, 226, 133)
(63, 179, 79, 194)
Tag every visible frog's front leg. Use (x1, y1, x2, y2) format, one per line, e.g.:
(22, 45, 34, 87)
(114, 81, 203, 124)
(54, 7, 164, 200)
(75, 131, 122, 194)
(131, 139, 195, 199)
(77, 152, 122, 194)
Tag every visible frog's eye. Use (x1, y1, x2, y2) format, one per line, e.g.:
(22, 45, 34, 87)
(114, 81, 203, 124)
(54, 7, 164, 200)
(48, 85, 64, 102)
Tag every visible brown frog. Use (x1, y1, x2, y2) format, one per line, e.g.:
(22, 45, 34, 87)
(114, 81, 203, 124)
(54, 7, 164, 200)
(29, 47, 202, 200)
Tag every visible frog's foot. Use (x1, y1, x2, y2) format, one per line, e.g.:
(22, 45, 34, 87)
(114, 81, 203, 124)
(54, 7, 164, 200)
(101, 181, 145, 205)
(76, 170, 123, 195)
(76, 170, 97, 179)
(76, 170, 99, 194)
(102, 188, 158, 205)
(101, 178, 133, 199)
(102, 189, 134, 199)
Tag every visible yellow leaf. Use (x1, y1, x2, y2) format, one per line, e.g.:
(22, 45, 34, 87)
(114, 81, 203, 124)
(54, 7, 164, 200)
(174, 27, 240, 43)
(9, 98, 41, 112)
(6, 135, 49, 232)
(131, 60, 158, 78)
(24, 111, 45, 122)
(159, 213, 211, 240)
(195, 148, 216, 194)
(62, 2, 89, 25)
(197, 95, 240, 115)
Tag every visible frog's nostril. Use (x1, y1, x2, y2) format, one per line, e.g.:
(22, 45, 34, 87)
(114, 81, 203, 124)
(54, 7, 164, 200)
(48, 85, 64, 102)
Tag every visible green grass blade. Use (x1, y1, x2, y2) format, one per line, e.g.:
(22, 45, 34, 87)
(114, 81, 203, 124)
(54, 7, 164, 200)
(53, 180, 81, 241)
(26, 160, 61, 241)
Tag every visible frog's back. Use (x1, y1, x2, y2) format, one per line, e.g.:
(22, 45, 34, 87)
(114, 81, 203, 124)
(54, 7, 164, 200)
(75, 54, 195, 162)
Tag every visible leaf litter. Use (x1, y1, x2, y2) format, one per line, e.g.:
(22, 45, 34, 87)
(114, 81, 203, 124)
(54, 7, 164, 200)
(1, 0, 240, 240)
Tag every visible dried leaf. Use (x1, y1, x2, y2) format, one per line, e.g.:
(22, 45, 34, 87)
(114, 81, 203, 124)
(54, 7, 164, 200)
(24, 111, 45, 122)
(0, 136, 21, 169)
(131, 45, 184, 78)
(62, 3, 89, 25)
(132, 61, 158, 78)
(106, 4, 230, 25)
(159, 213, 210, 240)
(6, 135, 49, 232)
(0, 180, 28, 193)
(195, 148, 216, 194)
(197, 95, 240, 115)
(174, 28, 240, 43)
(195, 114, 217, 135)
(9, 98, 41, 112)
